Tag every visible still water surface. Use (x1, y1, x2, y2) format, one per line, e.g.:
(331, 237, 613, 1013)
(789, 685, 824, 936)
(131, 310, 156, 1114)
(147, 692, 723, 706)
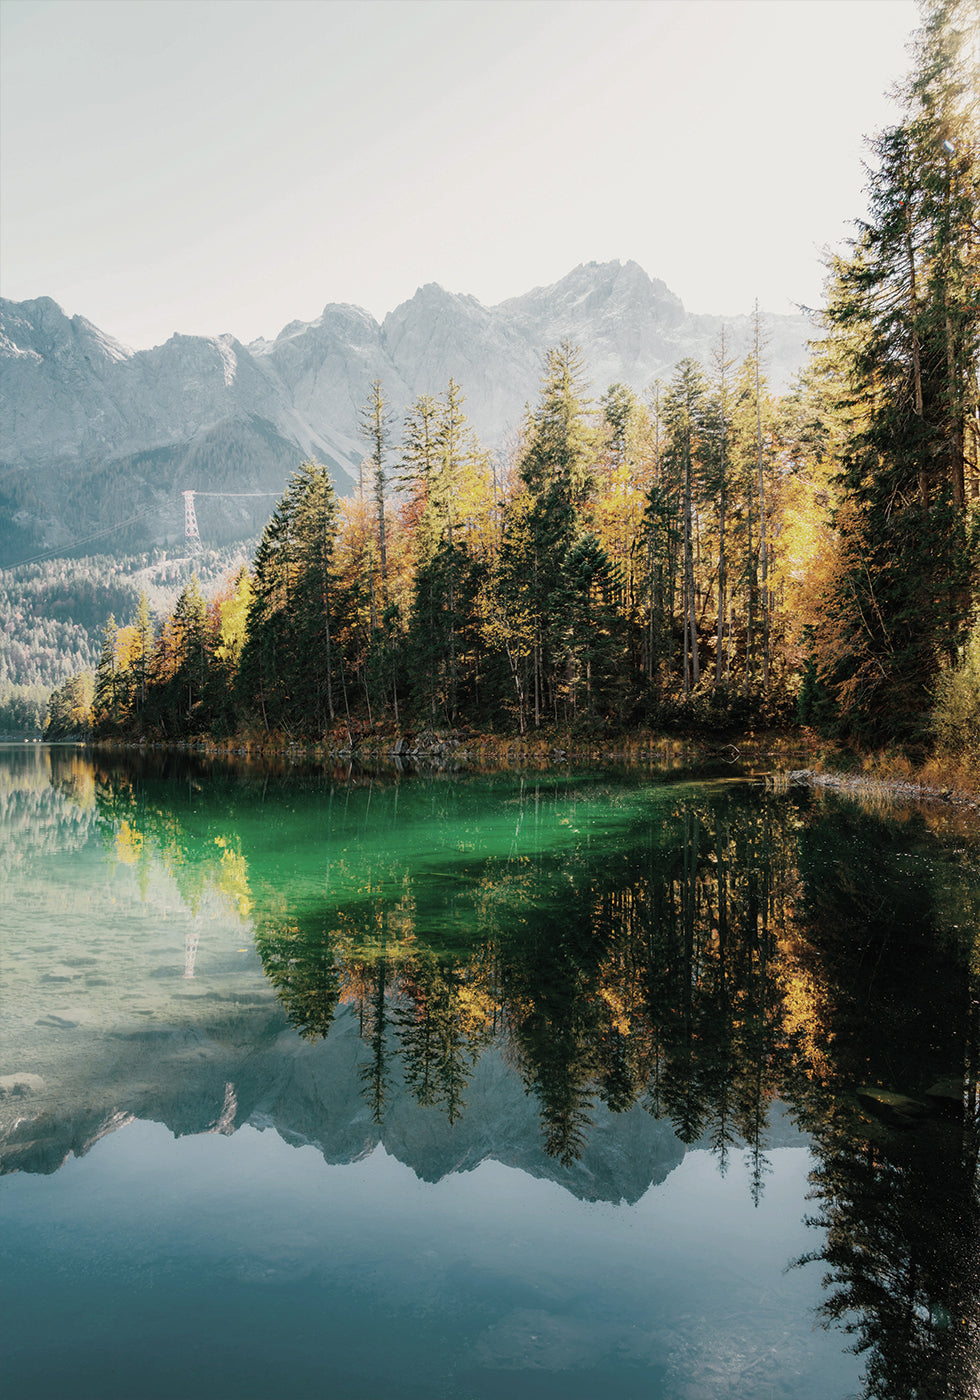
(1, 746, 978, 1399)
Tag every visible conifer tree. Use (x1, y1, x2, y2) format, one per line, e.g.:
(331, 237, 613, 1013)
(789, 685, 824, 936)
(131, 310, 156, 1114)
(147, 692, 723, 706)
(170, 575, 210, 727)
(239, 462, 342, 735)
(133, 590, 153, 723)
(507, 341, 598, 724)
(597, 382, 654, 683)
(707, 332, 736, 683)
(402, 381, 466, 719)
(661, 360, 708, 694)
(810, 0, 979, 738)
(290, 461, 343, 728)
(92, 613, 121, 733)
(641, 381, 679, 691)
(359, 380, 393, 597)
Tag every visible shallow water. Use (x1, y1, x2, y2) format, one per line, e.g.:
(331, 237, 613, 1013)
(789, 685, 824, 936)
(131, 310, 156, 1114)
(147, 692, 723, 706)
(2, 745, 977, 1399)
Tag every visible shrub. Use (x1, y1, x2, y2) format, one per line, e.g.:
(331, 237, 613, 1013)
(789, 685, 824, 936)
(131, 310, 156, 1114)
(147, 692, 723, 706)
(932, 614, 980, 757)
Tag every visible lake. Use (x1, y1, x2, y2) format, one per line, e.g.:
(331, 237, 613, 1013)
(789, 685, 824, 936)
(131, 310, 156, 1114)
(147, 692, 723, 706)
(1, 745, 977, 1399)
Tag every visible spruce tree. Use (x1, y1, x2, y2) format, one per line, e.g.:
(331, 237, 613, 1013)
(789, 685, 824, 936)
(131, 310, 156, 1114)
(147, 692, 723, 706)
(92, 614, 120, 734)
(811, 0, 979, 738)
(239, 461, 342, 736)
(661, 360, 708, 695)
(511, 341, 597, 724)
(359, 380, 393, 597)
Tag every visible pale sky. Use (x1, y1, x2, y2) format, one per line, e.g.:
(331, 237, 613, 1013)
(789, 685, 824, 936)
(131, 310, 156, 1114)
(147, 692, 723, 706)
(0, 0, 919, 351)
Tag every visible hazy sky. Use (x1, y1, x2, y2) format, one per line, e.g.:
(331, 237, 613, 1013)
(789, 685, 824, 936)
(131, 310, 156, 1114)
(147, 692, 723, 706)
(1, 0, 919, 350)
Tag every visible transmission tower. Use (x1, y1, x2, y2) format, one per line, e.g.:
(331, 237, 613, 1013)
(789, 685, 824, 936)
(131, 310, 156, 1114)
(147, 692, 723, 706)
(181, 488, 277, 550)
(183, 490, 201, 549)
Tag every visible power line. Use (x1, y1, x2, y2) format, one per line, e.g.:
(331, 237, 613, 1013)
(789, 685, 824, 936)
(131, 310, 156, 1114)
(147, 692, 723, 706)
(4, 488, 281, 570)
(3, 504, 168, 570)
(182, 489, 279, 545)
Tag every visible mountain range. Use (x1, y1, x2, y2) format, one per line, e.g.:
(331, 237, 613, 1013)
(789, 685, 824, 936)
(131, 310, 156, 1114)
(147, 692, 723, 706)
(0, 260, 811, 567)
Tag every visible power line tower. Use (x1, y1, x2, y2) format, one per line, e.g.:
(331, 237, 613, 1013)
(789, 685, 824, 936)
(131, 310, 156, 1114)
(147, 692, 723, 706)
(181, 488, 278, 553)
(183, 490, 201, 551)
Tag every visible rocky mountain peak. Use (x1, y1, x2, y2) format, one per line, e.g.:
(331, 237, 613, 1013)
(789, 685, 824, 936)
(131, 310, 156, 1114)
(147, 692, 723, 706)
(1, 295, 132, 368)
(0, 262, 811, 565)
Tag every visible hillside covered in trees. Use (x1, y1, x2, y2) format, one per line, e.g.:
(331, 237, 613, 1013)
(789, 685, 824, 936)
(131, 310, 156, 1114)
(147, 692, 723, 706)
(44, 0, 979, 759)
(0, 546, 249, 735)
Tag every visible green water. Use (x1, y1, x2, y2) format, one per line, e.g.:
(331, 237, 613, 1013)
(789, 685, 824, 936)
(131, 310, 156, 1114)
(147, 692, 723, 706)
(1, 745, 978, 1399)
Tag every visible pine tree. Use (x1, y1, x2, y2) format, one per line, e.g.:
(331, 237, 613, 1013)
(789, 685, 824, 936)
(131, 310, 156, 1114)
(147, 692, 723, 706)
(92, 613, 120, 733)
(359, 380, 393, 599)
(170, 575, 210, 728)
(128, 590, 153, 731)
(708, 331, 736, 684)
(596, 383, 656, 689)
(400, 380, 489, 722)
(239, 462, 343, 736)
(510, 342, 598, 725)
(810, 0, 979, 738)
(641, 380, 680, 691)
(661, 360, 708, 694)
(290, 461, 342, 730)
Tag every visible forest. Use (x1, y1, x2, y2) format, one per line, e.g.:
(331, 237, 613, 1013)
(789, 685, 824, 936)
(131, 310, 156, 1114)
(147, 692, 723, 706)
(42, 1, 979, 761)
(0, 545, 245, 735)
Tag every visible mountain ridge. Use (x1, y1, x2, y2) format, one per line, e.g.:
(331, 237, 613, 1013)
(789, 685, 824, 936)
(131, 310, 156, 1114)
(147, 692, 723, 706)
(0, 261, 811, 565)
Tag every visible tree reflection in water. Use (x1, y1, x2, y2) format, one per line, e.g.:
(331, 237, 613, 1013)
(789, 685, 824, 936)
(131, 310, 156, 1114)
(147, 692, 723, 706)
(785, 803, 980, 1399)
(85, 752, 980, 1399)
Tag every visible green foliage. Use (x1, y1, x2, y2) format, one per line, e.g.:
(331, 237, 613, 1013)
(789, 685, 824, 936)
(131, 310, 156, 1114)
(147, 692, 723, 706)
(519, 340, 596, 504)
(44, 672, 93, 738)
(811, 0, 980, 740)
(401, 381, 488, 724)
(0, 681, 51, 736)
(92, 614, 121, 734)
(359, 379, 393, 590)
(0, 547, 250, 689)
(932, 609, 980, 756)
(238, 461, 342, 736)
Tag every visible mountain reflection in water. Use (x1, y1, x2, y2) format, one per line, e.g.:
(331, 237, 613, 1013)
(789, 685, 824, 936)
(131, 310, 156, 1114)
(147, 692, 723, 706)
(1, 745, 978, 1399)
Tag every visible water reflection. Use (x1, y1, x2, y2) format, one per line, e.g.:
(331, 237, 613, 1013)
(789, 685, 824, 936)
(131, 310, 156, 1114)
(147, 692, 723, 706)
(2, 746, 978, 1397)
(786, 804, 980, 1398)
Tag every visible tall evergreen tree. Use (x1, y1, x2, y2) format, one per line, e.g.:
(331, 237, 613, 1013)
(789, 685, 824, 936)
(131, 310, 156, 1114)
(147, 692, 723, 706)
(239, 462, 343, 736)
(170, 574, 211, 728)
(92, 613, 121, 733)
(508, 341, 598, 724)
(708, 331, 736, 683)
(809, 0, 979, 738)
(399, 381, 486, 721)
(661, 360, 708, 694)
(359, 380, 394, 602)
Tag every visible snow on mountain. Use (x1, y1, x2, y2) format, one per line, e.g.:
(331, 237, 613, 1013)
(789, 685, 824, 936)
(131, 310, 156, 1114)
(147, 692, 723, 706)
(0, 262, 810, 565)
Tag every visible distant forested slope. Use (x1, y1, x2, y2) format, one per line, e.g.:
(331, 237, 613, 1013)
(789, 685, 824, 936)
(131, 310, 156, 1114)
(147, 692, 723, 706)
(0, 545, 253, 692)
